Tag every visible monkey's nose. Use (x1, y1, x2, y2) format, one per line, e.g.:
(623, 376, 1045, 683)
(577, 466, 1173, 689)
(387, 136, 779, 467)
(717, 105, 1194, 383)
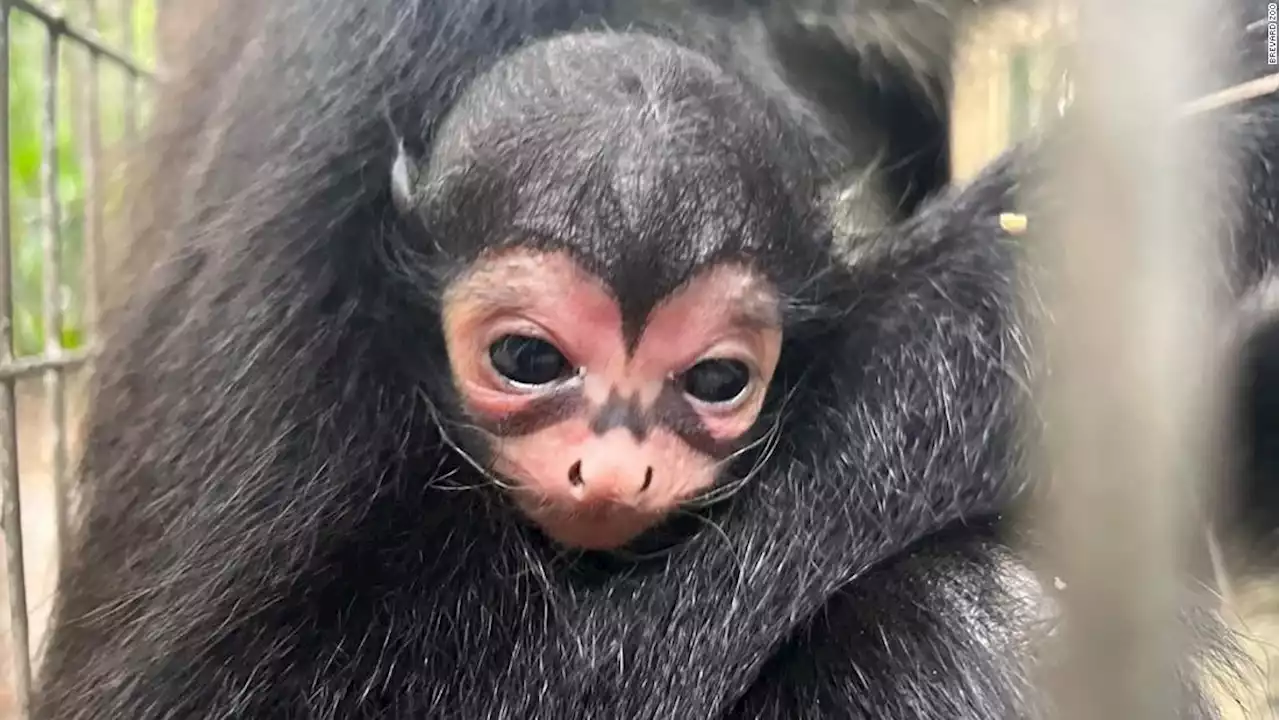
(566, 460, 653, 495)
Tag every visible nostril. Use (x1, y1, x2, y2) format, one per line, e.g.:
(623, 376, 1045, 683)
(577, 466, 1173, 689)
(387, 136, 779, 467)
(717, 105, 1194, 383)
(640, 466, 653, 492)
(568, 460, 585, 487)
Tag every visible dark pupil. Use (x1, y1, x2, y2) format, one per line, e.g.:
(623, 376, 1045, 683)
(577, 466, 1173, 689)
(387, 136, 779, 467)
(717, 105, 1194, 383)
(488, 335, 570, 386)
(682, 359, 750, 404)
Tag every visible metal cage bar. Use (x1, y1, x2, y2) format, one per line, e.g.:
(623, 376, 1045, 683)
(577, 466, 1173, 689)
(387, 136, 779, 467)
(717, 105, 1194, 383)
(8, 0, 150, 81)
(0, 1, 154, 717)
(81, 0, 103, 351)
(118, 0, 135, 141)
(38, 8, 68, 591)
(0, 1, 30, 716)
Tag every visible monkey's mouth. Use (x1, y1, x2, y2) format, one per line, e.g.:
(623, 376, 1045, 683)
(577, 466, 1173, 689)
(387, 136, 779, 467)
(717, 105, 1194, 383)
(520, 500, 665, 551)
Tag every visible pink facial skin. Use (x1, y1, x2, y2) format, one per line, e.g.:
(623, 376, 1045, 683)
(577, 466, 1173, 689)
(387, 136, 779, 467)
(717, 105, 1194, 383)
(442, 249, 783, 550)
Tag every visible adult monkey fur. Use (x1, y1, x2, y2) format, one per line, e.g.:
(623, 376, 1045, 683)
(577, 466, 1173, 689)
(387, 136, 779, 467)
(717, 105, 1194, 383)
(33, 1, 1278, 719)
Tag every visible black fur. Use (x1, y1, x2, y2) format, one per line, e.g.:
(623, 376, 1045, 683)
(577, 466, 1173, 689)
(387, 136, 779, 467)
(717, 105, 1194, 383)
(1221, 8, 1280, 563)
(33, 1, 1277, 719)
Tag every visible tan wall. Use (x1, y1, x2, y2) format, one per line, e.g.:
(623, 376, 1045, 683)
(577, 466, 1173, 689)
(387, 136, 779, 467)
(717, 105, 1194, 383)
(951, 5, 1075, 180)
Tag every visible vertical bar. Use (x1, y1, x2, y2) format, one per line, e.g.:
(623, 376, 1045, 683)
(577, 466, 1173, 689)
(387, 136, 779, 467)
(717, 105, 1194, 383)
(0, 1, 32, 717)
(153, 0, 163, 65)
(120, 0, 136, 141)
(1009, 48, 1032, 140)
(41, 15, 68, 564)
(81, 2, 101, 343)
(1031, 0, 1225, 717)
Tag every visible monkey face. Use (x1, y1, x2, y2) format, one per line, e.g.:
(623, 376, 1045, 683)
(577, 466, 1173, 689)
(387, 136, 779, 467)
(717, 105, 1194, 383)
(441, 248, 782, 550)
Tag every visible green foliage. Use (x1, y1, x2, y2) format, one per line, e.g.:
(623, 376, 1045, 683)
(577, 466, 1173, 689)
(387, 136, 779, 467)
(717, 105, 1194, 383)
(7, 0, 154, 357)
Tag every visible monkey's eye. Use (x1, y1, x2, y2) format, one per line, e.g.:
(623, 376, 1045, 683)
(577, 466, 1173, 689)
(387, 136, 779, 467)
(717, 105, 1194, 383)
(681, 359, 751, 405)
(488, 334, 573, 388)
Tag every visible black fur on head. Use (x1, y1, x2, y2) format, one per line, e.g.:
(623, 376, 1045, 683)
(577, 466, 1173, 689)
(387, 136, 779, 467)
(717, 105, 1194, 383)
(379, 32, 853, 495)
(394, 32, 835, 339)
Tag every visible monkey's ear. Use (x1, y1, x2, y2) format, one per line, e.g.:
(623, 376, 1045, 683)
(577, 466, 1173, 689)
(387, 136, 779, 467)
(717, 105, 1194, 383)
(390, 141, 424, 217)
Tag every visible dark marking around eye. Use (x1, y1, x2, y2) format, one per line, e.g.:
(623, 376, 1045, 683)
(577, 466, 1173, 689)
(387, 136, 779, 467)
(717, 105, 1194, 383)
(650, 384, 737, 459)
(480, 389, 586, 438)
(473, 378, 751, 462)
(588, 389, 649, 440)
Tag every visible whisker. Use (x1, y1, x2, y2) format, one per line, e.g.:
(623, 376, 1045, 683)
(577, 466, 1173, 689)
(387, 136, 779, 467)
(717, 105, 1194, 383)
(685, 376, 806, 509)
(677, 508, 745, 584)
(414, 387, 516, 491)
(688, 430, 777, 507)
